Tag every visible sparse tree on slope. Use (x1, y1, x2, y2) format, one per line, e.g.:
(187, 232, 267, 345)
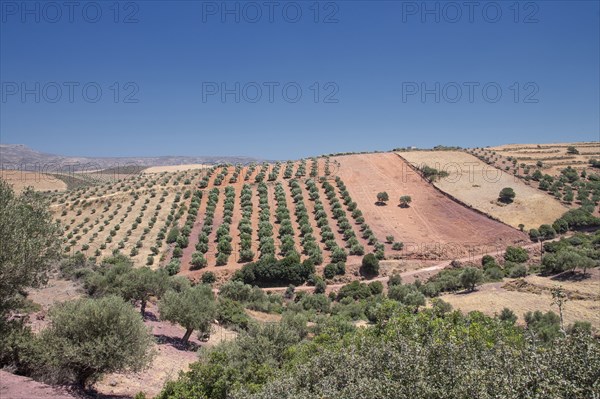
(159, 284, 216, 344)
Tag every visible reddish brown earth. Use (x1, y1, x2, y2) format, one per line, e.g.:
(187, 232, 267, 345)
(0, 371, 79, 399)
(333, 153, 529, 259)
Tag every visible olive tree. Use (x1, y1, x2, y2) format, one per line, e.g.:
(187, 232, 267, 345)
(121, 267, 169, 317)
(498, 187, 516, 204)
(460, 267, 483, 292)
(0, 182, 62, 317)
(360, 253, 380, 277)
(34, 296, 154, 388)
(159, 284, 216, 344)
(376, 192, 389, 205)
(399, 195, 412, 208)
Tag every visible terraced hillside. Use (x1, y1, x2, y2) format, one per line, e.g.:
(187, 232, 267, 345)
(485, 142, 599, 176)
(467, 143, 600, 216)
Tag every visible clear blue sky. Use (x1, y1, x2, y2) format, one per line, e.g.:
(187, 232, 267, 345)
(1, 0, 598, 159)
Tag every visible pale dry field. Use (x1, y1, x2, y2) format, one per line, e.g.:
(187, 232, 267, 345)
(0, 170, 67, 192)
(397, 151, 568, 230)
(442, 271, 600, 330)
(143, 164, 210, 173)
(488, 142, 599, 176)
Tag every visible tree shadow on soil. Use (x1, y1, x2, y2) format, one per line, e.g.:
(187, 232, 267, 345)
(142, 311, 159, 322)
(455, 289, 479, 295)
(82, 391, 132, 399)
(154, 334, 199, 352)
(550, 270, 592, 282)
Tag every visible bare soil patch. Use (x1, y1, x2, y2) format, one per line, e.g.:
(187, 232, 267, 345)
(333, 152, 528, 259)
(0, 371, 79, 399)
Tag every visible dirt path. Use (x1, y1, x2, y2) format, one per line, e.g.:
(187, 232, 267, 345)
(180, 189, 207, 272)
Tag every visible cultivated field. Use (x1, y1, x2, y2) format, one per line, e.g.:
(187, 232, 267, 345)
(50, 158, 377, 278)
(397, 150, 568, 230)
(333, 152, 528, 258)
(49, 152, 533, 282)
(0, 170, 67, 192)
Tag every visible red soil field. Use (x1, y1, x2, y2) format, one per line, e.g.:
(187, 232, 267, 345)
(333, 152, 529, 259)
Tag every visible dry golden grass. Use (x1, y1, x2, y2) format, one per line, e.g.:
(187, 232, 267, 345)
(442, 272, 600, 330)
(397, 151, 568, 230)
(488, 142, 599, 176)
(1, 170, 67, 192)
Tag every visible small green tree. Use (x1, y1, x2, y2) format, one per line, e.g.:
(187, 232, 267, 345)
(388, 273, 402, 287)
(191, 252, 208, 270)
(460, 267, 483, 292)
(164, 259, 181, 276)
(498, 187, 516, 204)
(166, 226, 180, 244)
(538, 224, 557, 241)
(201, 271, 216, 284)
(159, 284, 216, 344)
(35, 296, 154, 388)
(498, 307, 517, 324)
(314, 278, 327, 294)
(376, 192, 389, 204)
(399, 195, 412, 208)
(121, 267, 169, 317)
(0, 182, 62, 317)
(404, 291, 426, 311)
(566, 146, 579, 155)
(323, 263, 337, 279)
(504, 246, 529, 263)
(529, 228, 540, 241)
(360, 253, 380, 277)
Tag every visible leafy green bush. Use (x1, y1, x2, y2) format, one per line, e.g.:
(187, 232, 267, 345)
(360, 253, 379, 277)
(504, 246, 529, 263)
(30, 296, 154, 387)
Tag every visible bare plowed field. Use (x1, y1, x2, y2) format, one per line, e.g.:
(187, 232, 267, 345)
(397, 151, 568, 230)
(333, 153, 528, 259)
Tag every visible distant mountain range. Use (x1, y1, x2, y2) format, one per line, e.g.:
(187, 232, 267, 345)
(0, 144, 262, 171)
